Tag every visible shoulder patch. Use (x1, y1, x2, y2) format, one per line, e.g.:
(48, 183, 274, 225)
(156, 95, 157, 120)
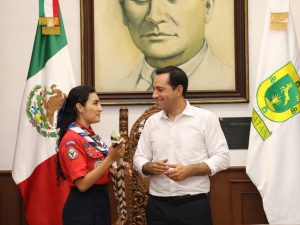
(66, 140, 77, 146)
(67, 147, 78, 160)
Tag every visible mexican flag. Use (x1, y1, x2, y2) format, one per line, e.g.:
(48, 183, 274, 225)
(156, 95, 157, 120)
(12, 0, 75, 224)
(246, 0, 300, 223)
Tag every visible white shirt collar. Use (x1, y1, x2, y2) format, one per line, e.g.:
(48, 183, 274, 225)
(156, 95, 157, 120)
(161, 100, 194, 119)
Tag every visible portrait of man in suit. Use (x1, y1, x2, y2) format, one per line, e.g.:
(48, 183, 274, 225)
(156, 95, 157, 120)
(93, 0, 235, 92)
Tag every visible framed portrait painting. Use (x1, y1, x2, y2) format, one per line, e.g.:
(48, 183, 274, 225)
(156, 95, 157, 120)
(81, 0, 248, 105)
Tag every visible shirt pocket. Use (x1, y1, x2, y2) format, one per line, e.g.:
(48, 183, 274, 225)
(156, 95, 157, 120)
(85, 146, 105, 169)
(85, 145, 104, 159)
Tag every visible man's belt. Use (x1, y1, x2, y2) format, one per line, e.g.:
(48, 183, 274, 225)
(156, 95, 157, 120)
(149, 193, 207, 204)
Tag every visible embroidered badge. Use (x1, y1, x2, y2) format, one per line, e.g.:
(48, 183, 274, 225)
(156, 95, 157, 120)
(83, 142, 89, 148)
(67, 148, 78, 160)
(94, 159, 102, 168)
(82, 140, 93, 150)
(26, 84, 66, 137)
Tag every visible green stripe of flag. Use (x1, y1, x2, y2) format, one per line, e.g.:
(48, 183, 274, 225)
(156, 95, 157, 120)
(39, 0, 45, 17)
(27, 14, 67, 79)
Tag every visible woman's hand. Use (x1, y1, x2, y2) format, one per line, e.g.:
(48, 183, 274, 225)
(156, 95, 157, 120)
(107, 142, 125, 163)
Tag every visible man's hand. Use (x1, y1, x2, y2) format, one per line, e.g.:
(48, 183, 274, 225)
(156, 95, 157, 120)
(142, 159, 169, 176)
(165, 162, 211, 182)
(164, 164, 189, 182)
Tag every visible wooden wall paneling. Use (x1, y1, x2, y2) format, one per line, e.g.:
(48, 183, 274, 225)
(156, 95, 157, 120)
(0, 171, 27, 225)
(209, 167, 268, 225)
(230, 179, 268, 224)
(0, 168, 268, 225)
(210, 168, 231, 224)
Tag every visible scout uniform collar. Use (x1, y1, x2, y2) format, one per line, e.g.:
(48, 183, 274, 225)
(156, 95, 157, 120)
(68, 122, 109, 156)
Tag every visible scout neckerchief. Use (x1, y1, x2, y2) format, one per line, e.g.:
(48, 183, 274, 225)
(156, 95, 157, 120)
(68, 122, 109, 156)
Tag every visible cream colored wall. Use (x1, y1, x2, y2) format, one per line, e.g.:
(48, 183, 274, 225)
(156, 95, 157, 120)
(0, 0, 81, 169)
(1, 0, 300, 169)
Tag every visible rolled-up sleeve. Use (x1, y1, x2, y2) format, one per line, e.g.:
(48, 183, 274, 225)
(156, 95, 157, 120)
(133, 120, 153, 177)
(203, 114, 230, 175)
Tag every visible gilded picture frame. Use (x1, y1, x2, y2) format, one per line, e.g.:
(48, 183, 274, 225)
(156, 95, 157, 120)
(80, 0, 248, 105)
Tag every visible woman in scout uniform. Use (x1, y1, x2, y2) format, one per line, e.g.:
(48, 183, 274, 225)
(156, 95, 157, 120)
(56, 85, 125, 225)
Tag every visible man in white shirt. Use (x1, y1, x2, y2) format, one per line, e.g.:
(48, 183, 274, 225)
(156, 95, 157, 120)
(133, 66, 230, 225)
(119, 0, 234, 91)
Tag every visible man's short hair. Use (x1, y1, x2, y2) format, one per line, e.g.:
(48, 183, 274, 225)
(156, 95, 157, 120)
(155, 66, 188, 97)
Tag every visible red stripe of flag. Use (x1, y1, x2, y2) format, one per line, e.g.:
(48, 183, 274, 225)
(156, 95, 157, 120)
(18, 155, 70, 225)
(53, 0, 59, 17)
